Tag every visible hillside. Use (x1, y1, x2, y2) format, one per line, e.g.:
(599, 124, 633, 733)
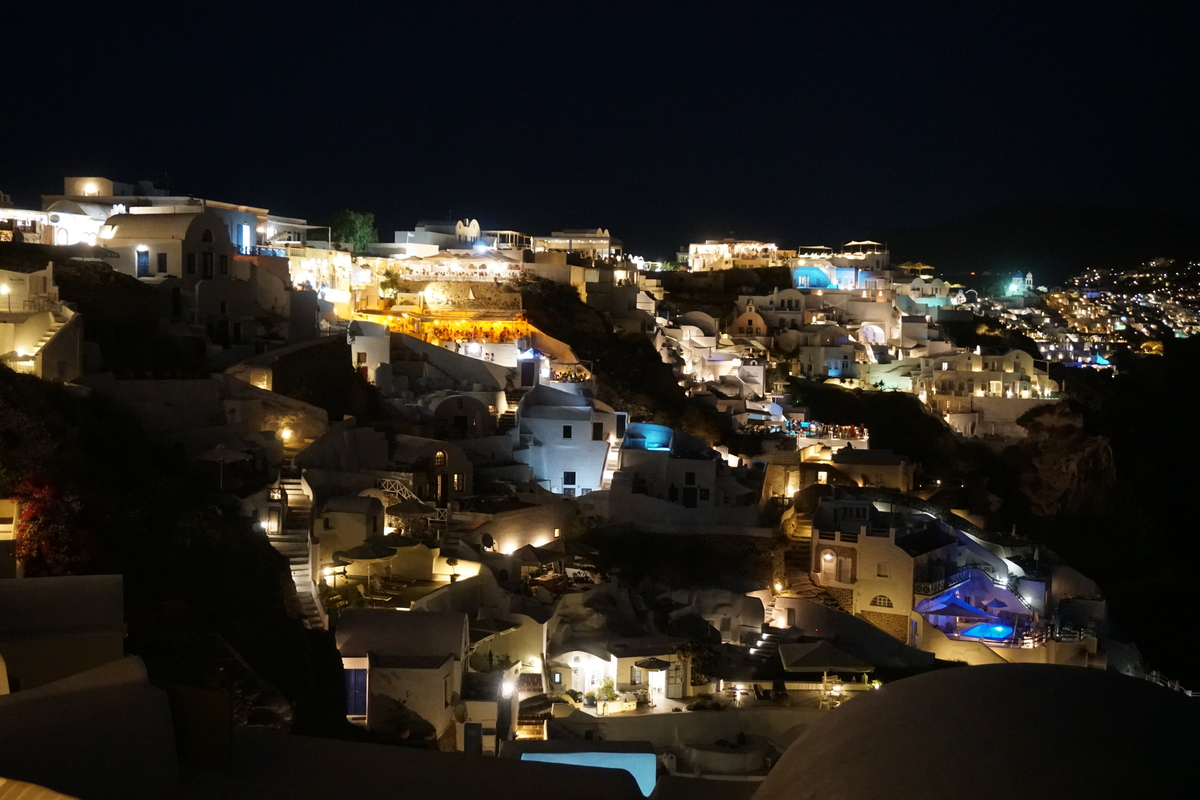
(885, 203, 1200, 285)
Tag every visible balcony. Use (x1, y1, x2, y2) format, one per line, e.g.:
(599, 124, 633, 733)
(914, 568, 970, 597)
(237, 245, 288, 258)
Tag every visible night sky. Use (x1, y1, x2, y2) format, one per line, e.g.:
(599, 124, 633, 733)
(6, 1, 1199, 258)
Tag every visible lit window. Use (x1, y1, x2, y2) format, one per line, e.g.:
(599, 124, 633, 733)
(870, 595, 893, 608)
(453, 473, 464, 492)
(434, 451, 447, 467)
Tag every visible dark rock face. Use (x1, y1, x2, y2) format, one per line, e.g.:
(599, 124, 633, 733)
(1010, 404, 1116, 517)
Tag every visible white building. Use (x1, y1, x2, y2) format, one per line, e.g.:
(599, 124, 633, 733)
(532, 229, 622, 260)
(511, 385, 626, 496)
(686, 240, 783, 271)
(335, 609, 470, 740)
(913, 349, 1059, 437)
(0, 263, 83, 382)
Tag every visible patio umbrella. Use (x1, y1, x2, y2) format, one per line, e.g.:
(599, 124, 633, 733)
(341, 541, 399, 604)
(984, 598, 1008, 611)
(341, 541, 397, 561)
(927, 597, 997, 621)
(634, 657, 671, 672)
(386, 498, 437, 517)
(198, 443, 251, 490)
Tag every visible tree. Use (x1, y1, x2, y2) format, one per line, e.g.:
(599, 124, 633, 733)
(597, 676, 619, 702)
(379, 269, 401, 298)
(330, 209, 378, 252)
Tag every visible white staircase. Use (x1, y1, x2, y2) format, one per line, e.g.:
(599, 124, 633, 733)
(269, 472, 325, 630)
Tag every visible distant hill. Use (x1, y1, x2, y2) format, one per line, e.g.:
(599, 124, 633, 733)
(884, 203, 1200, 286)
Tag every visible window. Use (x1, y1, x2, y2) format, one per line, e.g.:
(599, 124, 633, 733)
(219, 301, 228, 314)
(202, 229, 213, 243)
(869, 595, 894, 608)
(434, 451, 447, 467)
(685, 472, 696, 486)
(699, 488, 710, 501)
(554, 528, 561, 538)
(453, 473, 464, 492)
(186, 253, 196, 274)
(877, 562, 889, 578)
(592, 422, 604, 441)
(202, 252, 214, 278)
(562, 425, 573, 439)
(219, 255, 228, 275)
(563, 471, 576, 486)
(553, 671, 562, 684)
(156, 252, 167, 273)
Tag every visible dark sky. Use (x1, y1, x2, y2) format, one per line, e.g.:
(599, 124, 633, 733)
(5, 1, 1198, 258)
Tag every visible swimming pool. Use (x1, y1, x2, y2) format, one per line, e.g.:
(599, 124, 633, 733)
(961, 623, 1013, 640)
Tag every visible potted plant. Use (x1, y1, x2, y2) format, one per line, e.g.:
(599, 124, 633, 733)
(584, 691, 597, 708)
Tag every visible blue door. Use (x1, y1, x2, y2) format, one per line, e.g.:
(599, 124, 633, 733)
(136, 250, 150, 277)
(344, 668, 366, 716)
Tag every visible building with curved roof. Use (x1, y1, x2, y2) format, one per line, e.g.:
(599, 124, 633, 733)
(753, 663, 1200, 800)
(98, 209, 235, 284)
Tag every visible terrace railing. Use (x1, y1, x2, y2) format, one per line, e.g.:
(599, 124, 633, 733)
(914, 569, 970, 596)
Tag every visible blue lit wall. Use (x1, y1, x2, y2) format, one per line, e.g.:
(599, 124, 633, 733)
(519, 752, 658, 796)
(624, 423, 673, 451)
(792, 266, 831, 289)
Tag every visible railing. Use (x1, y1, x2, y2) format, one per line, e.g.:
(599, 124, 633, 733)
(376, 477, 450, 523)
(237, 245, 287, 258)
(914, 568, 970, 596)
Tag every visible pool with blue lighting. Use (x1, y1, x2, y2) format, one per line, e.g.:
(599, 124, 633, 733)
(962, 623, 1013, 640)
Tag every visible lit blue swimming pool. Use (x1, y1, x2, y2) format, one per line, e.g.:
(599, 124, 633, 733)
(962, 623, 1013, 640)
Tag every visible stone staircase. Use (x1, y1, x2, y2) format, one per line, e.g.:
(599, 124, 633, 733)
(32, 313, 65, 353)
(268, 471, 325, 630)
(749, 625, 783, 662)
(496, 389, 525, 434)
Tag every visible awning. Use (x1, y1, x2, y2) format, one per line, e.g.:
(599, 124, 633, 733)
(924, 597, 996, 620)
(779, 641, 873, 674)
(634, 657, 671, 672)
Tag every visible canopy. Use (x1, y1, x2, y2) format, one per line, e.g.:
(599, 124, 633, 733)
(779, 641, 873, 674)
(634, 657, 671, 672)
(386, 498, 437, 517)
(926, 597, 997, 621)
(340, 542, 397, 562)
(197, 443, 252, 464)
(844, 240, 882, 247)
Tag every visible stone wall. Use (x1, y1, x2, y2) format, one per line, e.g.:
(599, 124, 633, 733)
(860, 609, 909, 642)
(825, 587, 853, 613)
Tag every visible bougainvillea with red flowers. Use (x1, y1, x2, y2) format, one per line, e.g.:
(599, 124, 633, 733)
(11, 475, 92, 576)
